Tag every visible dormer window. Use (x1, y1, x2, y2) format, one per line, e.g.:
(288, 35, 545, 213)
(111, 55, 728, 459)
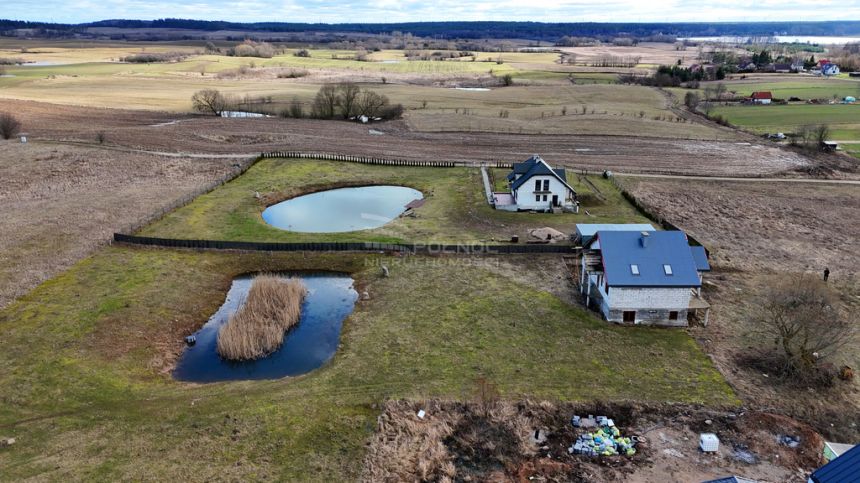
(663, 264, 673, 275)
(630, 264, 640, 275)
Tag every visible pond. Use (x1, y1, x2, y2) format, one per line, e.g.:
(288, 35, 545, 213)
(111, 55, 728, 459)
(220, 110, 268, 118)
(262, 185, 423, 233)
(173, 272, 357, 382)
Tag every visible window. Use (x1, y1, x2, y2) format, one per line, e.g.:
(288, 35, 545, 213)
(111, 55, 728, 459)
(663, 264, 673, 275)
(534, 179, 541, 191)
(535, 195, 540, 202)
(669, 311, 679, 320)
(623, 311, 635, 323)
(543, 179, 550, 191)
(542, 195, 548, 202)
(630, 264, 640, 275)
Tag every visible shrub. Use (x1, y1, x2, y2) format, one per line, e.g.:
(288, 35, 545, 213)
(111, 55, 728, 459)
(216, 276, 308, 361)
(228, 40, 275, 58)
(294, 49, 310, 58)
(122, 52, 189, 63)
(0, 112, 22, 140)
(499, 73, 514, 86)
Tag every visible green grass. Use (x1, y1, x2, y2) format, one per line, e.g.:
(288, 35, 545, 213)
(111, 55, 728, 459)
(710, 104, 860, 139)
(0, 245, 736, 479)
(718, 78, 860, 100)
(138, 158, 651, 243)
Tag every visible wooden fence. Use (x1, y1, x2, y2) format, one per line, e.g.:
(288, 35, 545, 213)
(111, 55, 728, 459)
(261, 151, 513, 169)
(113, 233, 576, 254)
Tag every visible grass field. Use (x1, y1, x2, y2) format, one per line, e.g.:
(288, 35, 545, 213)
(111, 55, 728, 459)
(0, 245, 736, 479)
(137, 158, 650, 243)
(715, 76, 860, 100)
(710, 104, 860, 139)
(0, 41, 738, 139)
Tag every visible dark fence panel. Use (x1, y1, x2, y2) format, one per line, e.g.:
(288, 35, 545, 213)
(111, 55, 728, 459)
(113, 233, 575, 254)
(261, 151, 513, 169)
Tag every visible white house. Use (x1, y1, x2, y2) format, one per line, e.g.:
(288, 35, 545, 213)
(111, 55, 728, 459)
(822, 63, 840, 76)
(579, 230, 711, 327)
(498, 155, 577, 212)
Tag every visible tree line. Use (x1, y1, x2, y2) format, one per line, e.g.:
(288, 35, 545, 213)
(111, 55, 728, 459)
(191, 83, 404, 121)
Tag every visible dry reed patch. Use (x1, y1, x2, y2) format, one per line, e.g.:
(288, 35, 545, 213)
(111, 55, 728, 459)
(216, 275, 307, 361)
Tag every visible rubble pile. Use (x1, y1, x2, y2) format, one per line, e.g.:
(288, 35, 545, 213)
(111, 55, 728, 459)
(568, 415, 638, 457)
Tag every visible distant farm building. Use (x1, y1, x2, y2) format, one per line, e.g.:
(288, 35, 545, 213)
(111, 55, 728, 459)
(822, 63, 841, 76)
(747, 91, 773, 105)
(493, 155, 577, 212)
(579, 230, 710, 327)
(772, 63, 792, 73)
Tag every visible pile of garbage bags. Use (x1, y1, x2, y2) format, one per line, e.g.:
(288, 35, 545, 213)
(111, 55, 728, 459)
(568, 415, 637, 457)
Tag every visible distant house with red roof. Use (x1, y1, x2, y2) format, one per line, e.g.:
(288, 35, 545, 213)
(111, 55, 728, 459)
(747, 91, 773, 105)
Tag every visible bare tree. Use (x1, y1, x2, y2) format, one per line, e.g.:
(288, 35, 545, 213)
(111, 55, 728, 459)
(815, 123, 831, 149)
(311, 84, 340, 119)
(0, 112, 21, 140)
(753, 274, 857, 380)
(357, 90, 389, 118)
(288, 98, 304, 118)
(713, 83, 727, 104)
(191, 89, 229, 116)
(337, 82, 361, 119)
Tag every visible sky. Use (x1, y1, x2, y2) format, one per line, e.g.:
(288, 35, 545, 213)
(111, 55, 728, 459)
(3, 0, 859, 24)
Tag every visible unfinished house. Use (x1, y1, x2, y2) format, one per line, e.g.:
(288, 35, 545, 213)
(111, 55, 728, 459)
(579, 230, 711, 327)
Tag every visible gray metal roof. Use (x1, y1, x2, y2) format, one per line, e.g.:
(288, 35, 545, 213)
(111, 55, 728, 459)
(588, 231, 702, 288)
(576, 223, 656, 238)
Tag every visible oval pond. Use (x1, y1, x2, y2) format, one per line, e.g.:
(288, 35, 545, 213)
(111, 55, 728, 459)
(262, 185, 423, 233)
(174, 272, 357, 382)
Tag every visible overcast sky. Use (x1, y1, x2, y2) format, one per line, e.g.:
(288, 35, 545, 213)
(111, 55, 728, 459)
(4, 0, 858, 24)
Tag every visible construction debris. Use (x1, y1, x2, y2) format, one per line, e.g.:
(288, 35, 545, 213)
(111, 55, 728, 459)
(568, 415, 638, 457)
(0, 437, 15, 447)
(529, 227, 566, 243)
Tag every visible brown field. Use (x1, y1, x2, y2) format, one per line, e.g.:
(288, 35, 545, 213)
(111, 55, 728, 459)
(0, 141, 238, 309)
(623, 176, 860, 442)
(622, 177, 860, 272)
(6, 99, 814, 177)
(559, 42, 739, 66)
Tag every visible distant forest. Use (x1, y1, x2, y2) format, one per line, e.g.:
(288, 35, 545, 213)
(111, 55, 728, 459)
(3, 19, 860, 41)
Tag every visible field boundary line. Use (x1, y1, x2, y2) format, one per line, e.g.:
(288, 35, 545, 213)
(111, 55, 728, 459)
(112, 234, 577, 255)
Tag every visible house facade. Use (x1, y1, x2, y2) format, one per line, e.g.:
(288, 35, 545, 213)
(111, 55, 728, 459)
(579, 230, 710, 327)
(748, 91, 773, 104)
(502, 155, 577, 212)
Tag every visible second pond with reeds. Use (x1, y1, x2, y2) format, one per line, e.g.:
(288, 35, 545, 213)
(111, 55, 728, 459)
(174, 272, 357, 382)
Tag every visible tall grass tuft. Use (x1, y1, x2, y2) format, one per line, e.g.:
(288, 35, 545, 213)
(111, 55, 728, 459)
(217, 275, 307, 361)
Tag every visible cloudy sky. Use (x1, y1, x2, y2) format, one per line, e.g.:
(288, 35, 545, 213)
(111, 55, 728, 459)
(4, 0, 857, 24)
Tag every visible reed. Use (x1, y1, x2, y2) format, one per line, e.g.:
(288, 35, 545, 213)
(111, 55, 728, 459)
(216, 275, 307, 361)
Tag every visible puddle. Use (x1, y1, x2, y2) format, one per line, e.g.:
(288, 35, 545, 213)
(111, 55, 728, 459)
(262, 185, 423, 233)
(380, 60, 402, 64)
(174, 272, 357, 382)
(368, 129, 385, 135)
(220, 111, 268, 118)
(453, 87, 491, 92)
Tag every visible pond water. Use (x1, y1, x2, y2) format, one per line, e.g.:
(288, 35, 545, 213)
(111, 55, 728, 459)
(262, 185, 423, 233)
(453, 87, 491, 92)
(173, 272, 357, 382)
(220, 110, 267, 118)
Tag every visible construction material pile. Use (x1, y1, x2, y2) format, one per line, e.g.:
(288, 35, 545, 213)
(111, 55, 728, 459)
(568, 415, 638, 457)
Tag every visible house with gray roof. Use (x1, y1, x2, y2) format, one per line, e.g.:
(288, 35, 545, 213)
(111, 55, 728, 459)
(579, 230, 711, 327)
(496, 155, 577, 212)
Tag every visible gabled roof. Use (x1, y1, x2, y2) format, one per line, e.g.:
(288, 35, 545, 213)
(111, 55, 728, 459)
(509, 155, 576, 194)
(690, 245, 711, 272)
(811, 443, 860, 483)
(587, 231, 702, 288)
(749, 91, 773, 99)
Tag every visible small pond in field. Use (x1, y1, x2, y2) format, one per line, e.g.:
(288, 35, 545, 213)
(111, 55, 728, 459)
(173, 272, 357, 382)
(262, 185, 423, 233)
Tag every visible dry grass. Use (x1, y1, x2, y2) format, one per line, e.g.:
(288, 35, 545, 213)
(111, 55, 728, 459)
(216, 275, 307, 361)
